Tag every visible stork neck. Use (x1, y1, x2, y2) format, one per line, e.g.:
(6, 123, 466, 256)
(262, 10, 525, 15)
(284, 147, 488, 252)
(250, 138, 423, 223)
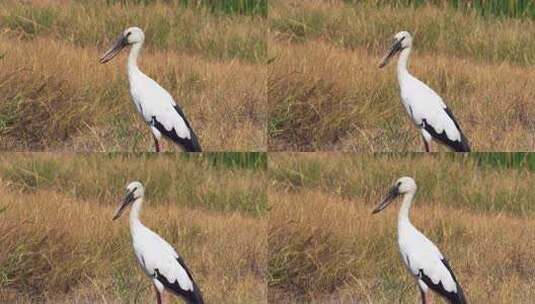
(129, 198, 143, 229)
(127, 42, 143, 75)
(398, 191, 415, 224)
(397, 47, 411, 82)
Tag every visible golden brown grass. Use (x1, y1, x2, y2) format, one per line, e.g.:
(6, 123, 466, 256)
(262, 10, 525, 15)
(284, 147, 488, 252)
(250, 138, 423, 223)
(268, 0, 535, 151)
(268, 153, 535, 303)
(0, 0, 266, 151)
(0, 153, 267, 303)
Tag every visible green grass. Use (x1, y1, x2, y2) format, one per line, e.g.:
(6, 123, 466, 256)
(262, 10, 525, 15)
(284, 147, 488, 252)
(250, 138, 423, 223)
(0, 153, 267, 217)
(102, 0, 267, 16)
(1, 4, 57, 35)
(271, 1, 535, 66)
(0, 1, 266, 63)
(345, 0, 535, 19)
(180, 0, 268, 17)
(467, 153, 535, 170)
(372, 153, 535, 171)
(269, 153, 535, 217)
(199, 152, 267, 170)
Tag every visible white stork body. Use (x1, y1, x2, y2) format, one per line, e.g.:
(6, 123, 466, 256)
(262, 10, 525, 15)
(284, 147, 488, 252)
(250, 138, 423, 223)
(100, 27, 202, 152)
(379, 31, 470, 152)
(373, 177, 466, 304)
(114, 182, 204, 304)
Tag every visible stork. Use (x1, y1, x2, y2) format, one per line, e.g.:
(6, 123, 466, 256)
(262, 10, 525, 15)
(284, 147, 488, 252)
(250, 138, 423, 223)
(100, 27, 202, 152)
(113, 181, 204, 304)
(379, 31, 471, 152)
(372, 177, 467, 304)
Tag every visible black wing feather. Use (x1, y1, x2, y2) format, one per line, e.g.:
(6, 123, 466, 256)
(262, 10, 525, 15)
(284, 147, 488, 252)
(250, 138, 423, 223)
(172, 105, 202, 151)
(418, 258, 467, 304)
(421, 107, 470, 152)
(443, 107, 470, 152)
(154, 257, 204, 304)
(151, 105, 202, 152)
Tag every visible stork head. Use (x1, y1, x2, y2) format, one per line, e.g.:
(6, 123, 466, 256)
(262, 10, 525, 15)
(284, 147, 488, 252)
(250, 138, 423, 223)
(113, 181, 144, 220)
(378, 31, 412, 68)
(372, 176, 416, 214)
(100, 26, 145, 64)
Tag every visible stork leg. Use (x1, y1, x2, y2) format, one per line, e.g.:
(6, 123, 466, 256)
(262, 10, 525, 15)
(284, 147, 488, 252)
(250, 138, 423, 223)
(154, 285, 162, 304)
(426, 292, 433, 304)
(422, 138, 431, 153)
(419, 288, 426, 304)
(419, 288, 428, 304)
(162, 290, 169, 304)
(153, 135, 161, 153)
(419, 287, 433, 304)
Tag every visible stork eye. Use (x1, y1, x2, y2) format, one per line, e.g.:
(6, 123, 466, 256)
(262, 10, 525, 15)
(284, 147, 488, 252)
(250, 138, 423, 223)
(397, 182, 402, 187)
(126, 32, 132, 37)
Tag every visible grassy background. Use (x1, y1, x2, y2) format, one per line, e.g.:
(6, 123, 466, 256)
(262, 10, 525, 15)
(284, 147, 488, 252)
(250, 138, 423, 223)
(0, 153, 267, 303)
(0, 0, 266, 151)
(364, 0, 535, 19)
(268, 0, 535, 151)
(268, 153, 535, 303)
(180, 0, 268, 17)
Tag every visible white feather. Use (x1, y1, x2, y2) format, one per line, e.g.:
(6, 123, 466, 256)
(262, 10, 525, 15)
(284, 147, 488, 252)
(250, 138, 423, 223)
(399, 72, 461, 142)
(399, 221, 458, 293)
(131, 222, 194, 292)
(128, 66, 191, 140)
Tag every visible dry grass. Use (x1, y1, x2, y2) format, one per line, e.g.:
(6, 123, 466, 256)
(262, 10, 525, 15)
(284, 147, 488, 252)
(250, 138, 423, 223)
(268, 0, 535, 151)
(0, 153, 267, 303)
(0, 0, 266, 151)
(268, 153, 535, 303)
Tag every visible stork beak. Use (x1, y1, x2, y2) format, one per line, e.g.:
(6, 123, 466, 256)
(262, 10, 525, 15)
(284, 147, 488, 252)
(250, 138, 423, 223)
(372, 184, 400, 214)
(113, 189, 136, 220)
(100, 34, 128, 64)
(378, 37, 404, 68)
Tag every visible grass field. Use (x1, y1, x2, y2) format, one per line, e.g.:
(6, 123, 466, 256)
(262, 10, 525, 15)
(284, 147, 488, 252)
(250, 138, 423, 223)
(268, 153, 535, 303)
(373, 0, 535, 19)
(0, 0, 266, 151)
(268, 0, 535, 151)
(0, 153, 267, 303)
